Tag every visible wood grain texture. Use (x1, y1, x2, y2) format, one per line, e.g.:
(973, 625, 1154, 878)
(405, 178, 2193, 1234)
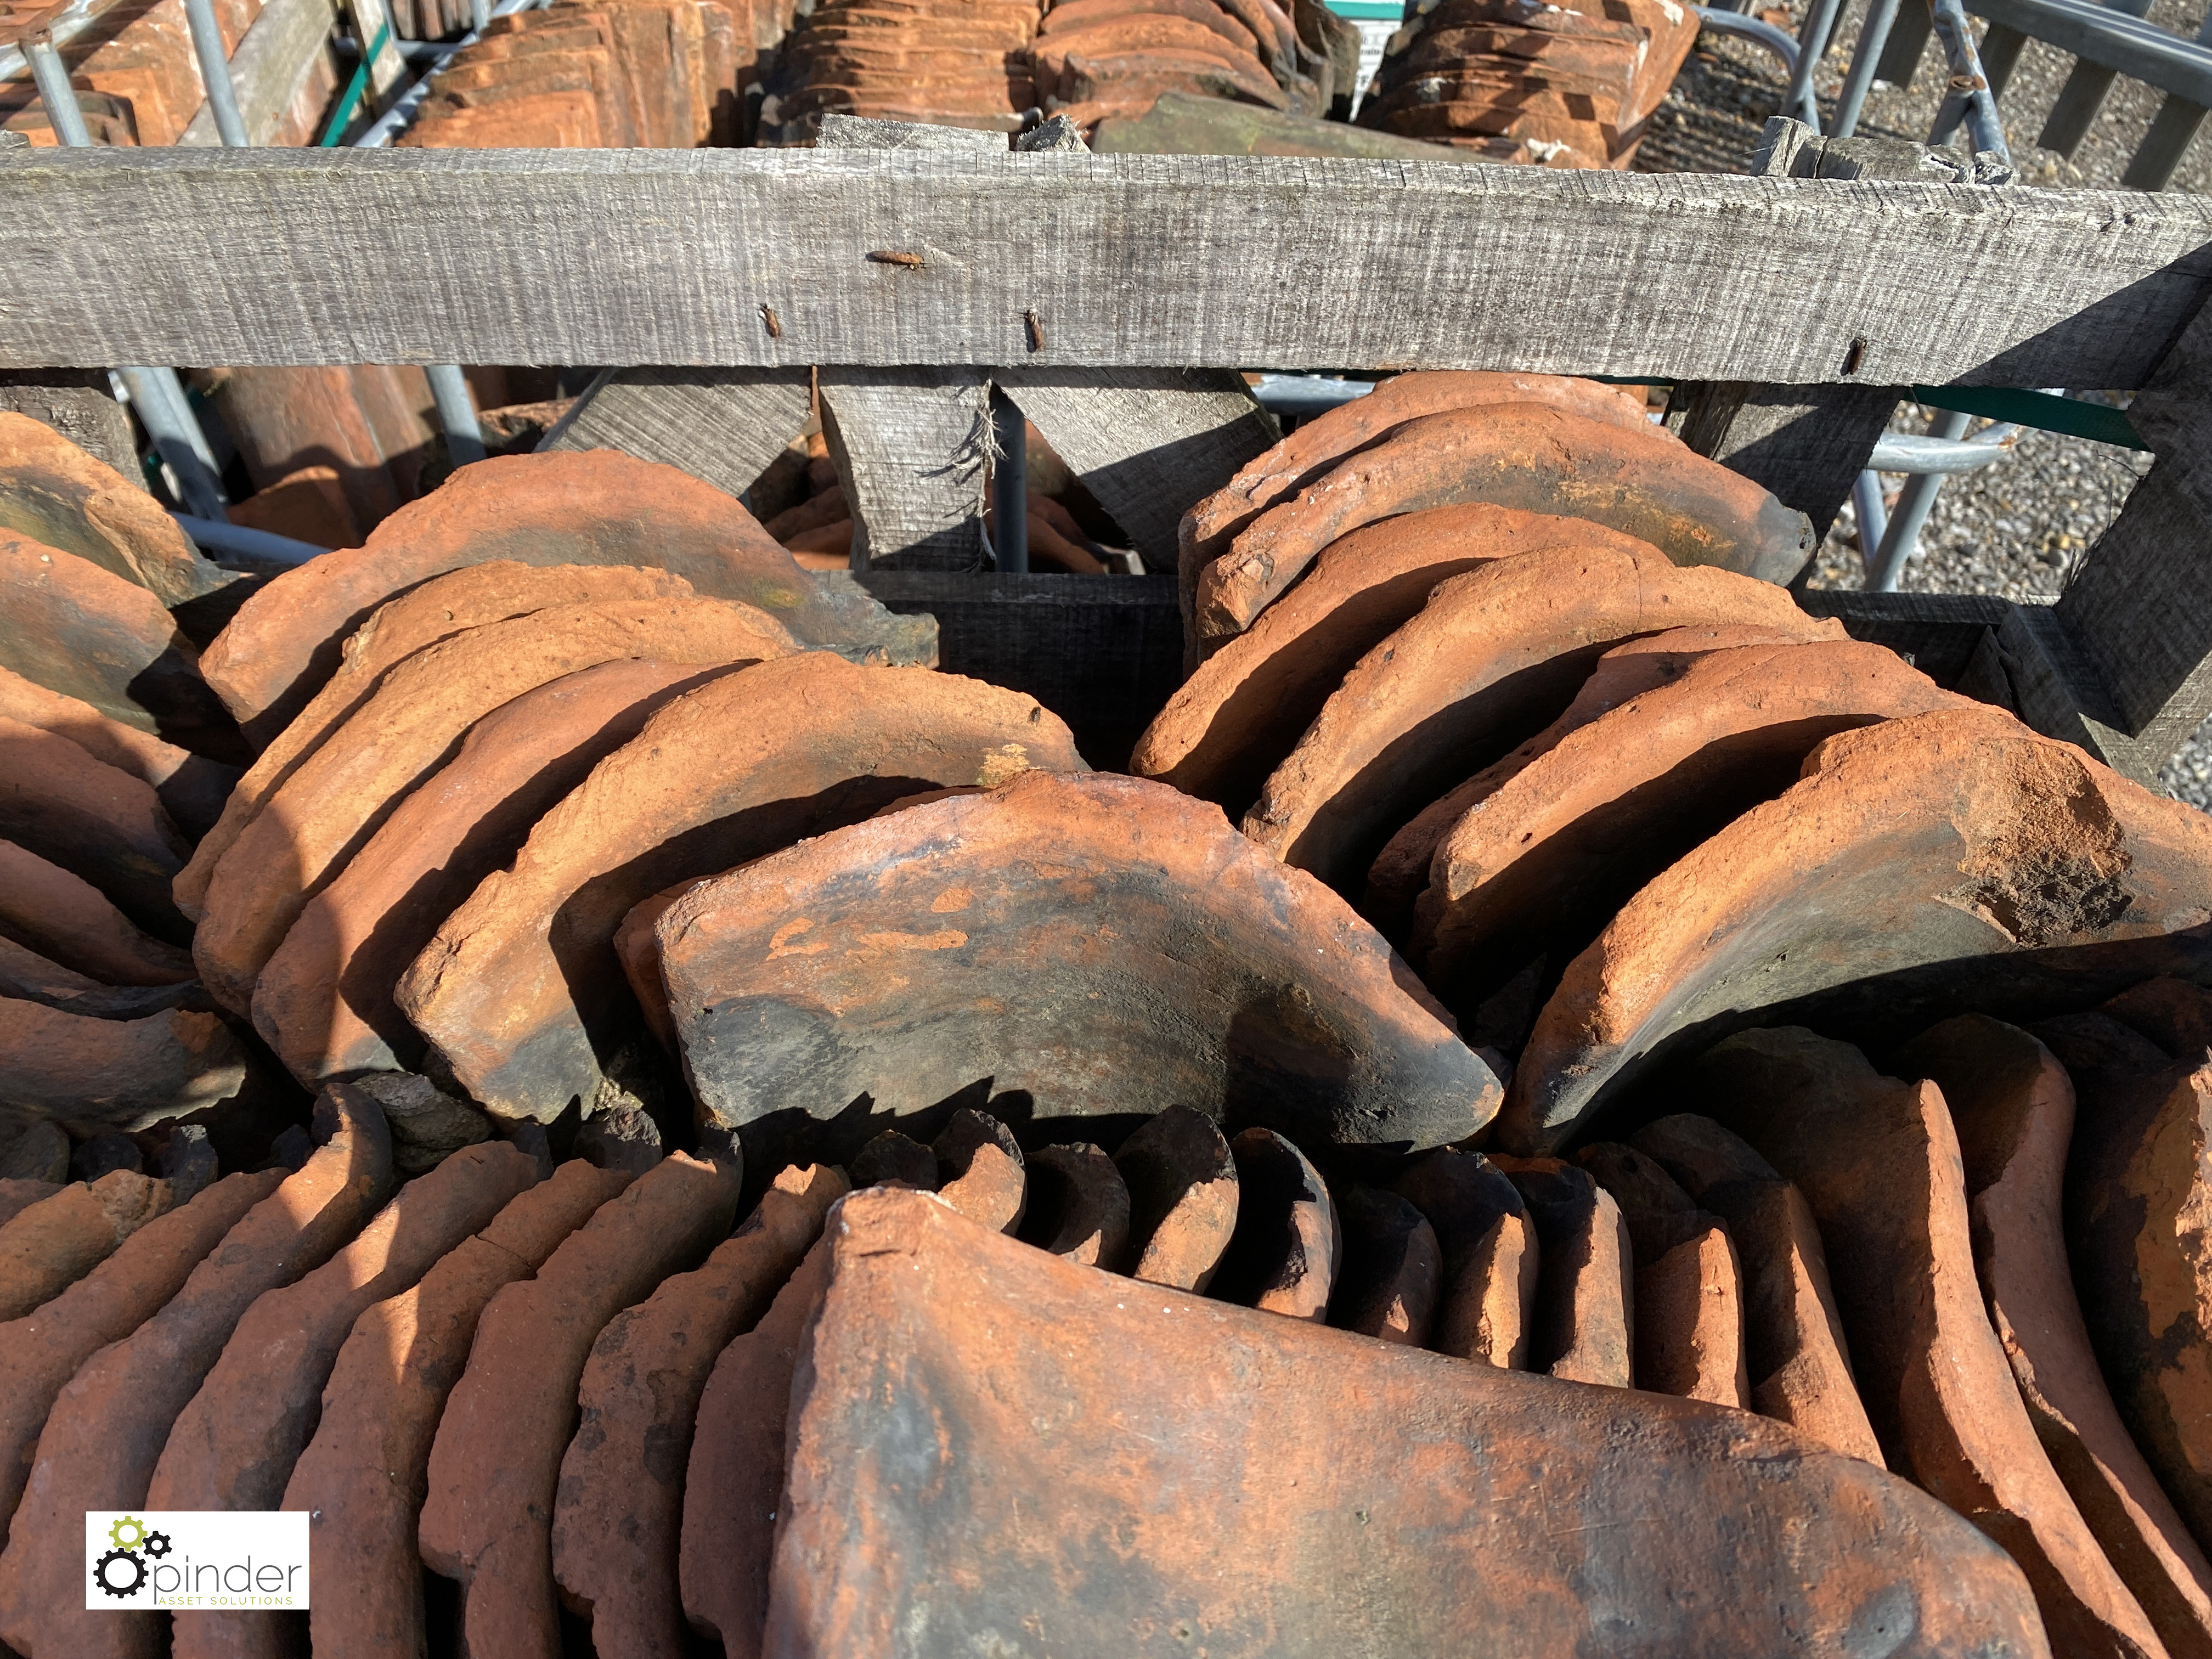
(178, 0, 340, 146)
(3, 148, 2209, 381)
(537, 366, 812, 500)
(994, 367, 1277, 572)
(2057, 459, 2212, 752)
(820, 366, 990, 569)
(850, 569, 1181, 768)
(2054, 286, 2212, 773)
(0, 372, 138, 483)
(1676, 382, 1901, 540)
(1673, 122, 1950, 541)
(1791, 589, 2010, 690)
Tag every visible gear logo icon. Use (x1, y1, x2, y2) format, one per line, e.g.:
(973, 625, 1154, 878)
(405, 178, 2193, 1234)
(143, 1531, 172, 1560)
(93, 1548, 145, 1599)
(107, 1515, 146, 1551)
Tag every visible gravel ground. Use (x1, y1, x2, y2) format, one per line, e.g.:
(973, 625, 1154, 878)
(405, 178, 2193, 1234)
(1634, 7, 2212, 805)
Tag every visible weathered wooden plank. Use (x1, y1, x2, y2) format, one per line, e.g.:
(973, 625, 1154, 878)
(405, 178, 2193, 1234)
(2, 148, 2209, 382)
(537, 365, 812, 499)
(1675, 382, 1900, 542)
(819, 366, 990, 569)
(2051, 295, 2212, 777)
(1673, 122, 1994, 544)
(178, 0, 340, 146)
(0, 370, 139, 482)
(851, 569, 1181, 767)
(2056, 460, 2212, 762)
(1797, 588, 2012, 689)
(993, 366, 1277, 572)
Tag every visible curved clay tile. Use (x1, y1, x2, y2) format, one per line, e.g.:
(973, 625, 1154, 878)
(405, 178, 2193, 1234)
(252, 658, 737, 1090)
(153, 1142, 537, 1659)
(0, 1170, 174, 1323)
(1133, 501, 1656, 816)
(0, 665, 237, 842)
(2040, 1012, 2212, 1593)
(1392, 1145, 1536, 1366)
(0, 934, 198, 1022)
(2101, 975, 2212, 1058)
(399, 655, 1082, 1126)
(1240, 545, 1819, 894)
(768, 1184, 2049, 1657)
(1629, 1114, 1884, 1464)
(286, 1161, 630, 1659)
(851, 1130, 938, 1191)
(551, 1163, 845, 1659)
(0, 839, 193, 986)
(1695, 1026, 2167, 1659)
(1194, 403, 1813, 647)
(1209, 1126, 1340, 1320)
(1116, 1105, 1241, 1293)
(192, 595, 797, 1017)
(0, 1170, 281, 1528)
(1898, 1013, 2212, 1657)
(652, 770, 1498, 1173)
(199, 449, 934, 745)
(1576, 1142, 1747, 1407)
(0, 532, 239, 762)
(1503, 708, 2212, 1155)
(420, 1150, 740, 1659)
(0, 998, 244, 1139)
(1491, 1155, 1632, 1387)
(681, 1233, 833, 1659)
(1364, 619, 1844, 940)
(0, 1085, 390, 1659)
(0, 717, 189, 946)
(0, 411, 227, 607)
(1328, 1184, 1440, 1345)
(1177, 371, 1651, 660)
(177, 558, 697, 913)
(1419, 639, 1971, 1005)
(932, 1110, 1026, 1234)
(1016, 1142, 1130, 1267)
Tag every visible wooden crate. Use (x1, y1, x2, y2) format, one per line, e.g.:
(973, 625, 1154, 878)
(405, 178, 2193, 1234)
(4, 138, 2211, 781)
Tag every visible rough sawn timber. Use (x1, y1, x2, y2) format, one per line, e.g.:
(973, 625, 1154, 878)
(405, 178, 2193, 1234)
(1, 148, 2208, 387)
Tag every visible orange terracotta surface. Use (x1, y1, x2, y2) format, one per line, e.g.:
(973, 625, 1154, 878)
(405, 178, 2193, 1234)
(0, 1086, 391, 1659)
(1195, 402, 1810, 645)
(1240, 543, 1820, 893)
(765, 1186, 2049, 1656)
(1505, 708, 2212, 1154)
(650, 770, 1496, 1171)
(400, 656, 1082, 1127)
(1696, 1027, 2165, 1659)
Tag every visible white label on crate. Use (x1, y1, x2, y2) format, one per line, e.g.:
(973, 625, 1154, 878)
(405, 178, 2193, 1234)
(86, 1513, 310, 1611)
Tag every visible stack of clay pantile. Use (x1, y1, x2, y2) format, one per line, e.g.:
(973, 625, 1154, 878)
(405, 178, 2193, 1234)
(168, 448, 970, 1125)
(0, 0, 257, 146)
(753, 0, 1041, 142)
(1028, 0, 1355, 132)
(0, 411, 262, 1160)
(1139, 371, 2212, 1070)
(199, 364, 528, 548)
(758, 422, 1123, 572)
(396, 0, 749, 148)
(1356, 0, 1699, 168)
(0, 1064, 2059, 1657)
